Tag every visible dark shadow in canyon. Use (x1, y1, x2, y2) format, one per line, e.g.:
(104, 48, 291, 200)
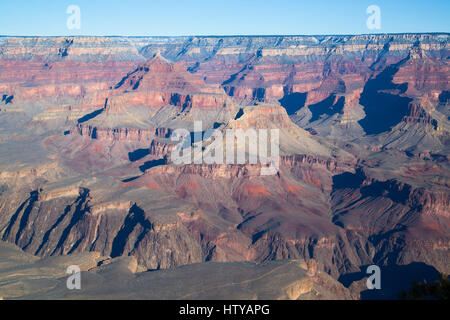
(2, 191, 39, 245)
(358, 57, 412, 135)
(222, 58, 255, 87)
(279, 92, 307, 116)
(170, 93, 192, 112)
(339, 262, 441, 300)
(128, 148, 150, 162)
(1, 94, 14, 104)
(122, 158, 168, 182)
(360, 181, 411, 205)
(77, 108, 104, 124)
(308, 94, 345, 122)
(438, 90, 449, 104)
(35, 204, 73, 255)
(252, 88, 266, 102)
(332, 169, 366, 190)
(57, 39, 73, 58)
(139, 158, 167, 173)
(234, 108, 244, 120)
(51, 188, 90, 256)
(332, 169, 411, 205)
(122, 176, 140, 183)
(110, 204, 153, 258)
(331, 170, 413, 228)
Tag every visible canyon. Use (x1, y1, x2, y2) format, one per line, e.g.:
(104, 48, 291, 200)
(0, 34, 448, 299)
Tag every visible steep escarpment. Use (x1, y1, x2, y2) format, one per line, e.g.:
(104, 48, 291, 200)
(0, 185, 203, 270)
(331, 168, 450, 274)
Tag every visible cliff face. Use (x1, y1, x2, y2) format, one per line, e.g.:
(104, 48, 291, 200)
(0, 34, 449, 296)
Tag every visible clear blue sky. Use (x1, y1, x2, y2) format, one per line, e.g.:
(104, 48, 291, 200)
(0, 0, 449, 36)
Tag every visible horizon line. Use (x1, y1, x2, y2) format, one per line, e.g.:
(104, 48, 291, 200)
(0, 32, 449, 39)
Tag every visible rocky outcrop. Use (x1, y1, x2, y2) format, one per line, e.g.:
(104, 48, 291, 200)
(71, 124, 156, 142)
(0, 187, 203, 270)
(105, 53, 229, 111)
(331, 169, 450, 274)
(403, 101, 438, 129)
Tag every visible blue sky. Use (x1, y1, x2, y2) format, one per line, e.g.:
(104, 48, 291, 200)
(0, 0, 449, 36)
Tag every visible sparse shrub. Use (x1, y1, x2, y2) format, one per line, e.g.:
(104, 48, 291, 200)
(399, 273, 450, 300)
